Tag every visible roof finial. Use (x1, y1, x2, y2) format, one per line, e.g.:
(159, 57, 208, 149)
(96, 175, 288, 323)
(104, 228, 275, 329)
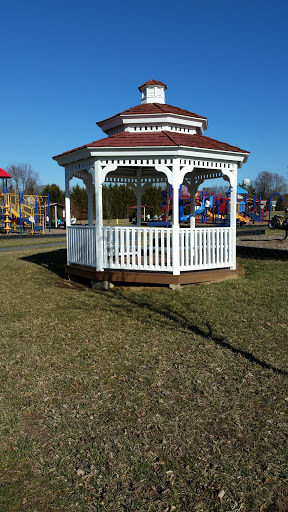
(138, 80, 167, 104)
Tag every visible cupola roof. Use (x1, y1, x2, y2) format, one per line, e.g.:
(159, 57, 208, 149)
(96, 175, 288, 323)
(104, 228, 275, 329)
(138, 80, 167, 91)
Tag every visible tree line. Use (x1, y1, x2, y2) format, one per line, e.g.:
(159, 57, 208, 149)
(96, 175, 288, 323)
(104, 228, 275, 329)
(40, 182, 163, 220)
(4, 162, 288, 218)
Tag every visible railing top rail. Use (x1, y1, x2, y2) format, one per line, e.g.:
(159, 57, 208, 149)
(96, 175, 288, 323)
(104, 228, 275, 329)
(102, 225, 232, 230)
(67, 224, 95, 228)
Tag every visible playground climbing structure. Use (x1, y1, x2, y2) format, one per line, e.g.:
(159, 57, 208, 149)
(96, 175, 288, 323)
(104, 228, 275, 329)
(0, 192, 48, 234)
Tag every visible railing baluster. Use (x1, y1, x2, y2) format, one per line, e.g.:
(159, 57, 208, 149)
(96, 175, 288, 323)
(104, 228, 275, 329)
(155, 228, 159, 269)
(131, 228, 136, 268)
(180, 229, 183, 269)
(143, 229, 148, 269)
(207, 229, 210, 266)
(149, 228, 153, 269)
(115, 227, 119, 266)
(103, 227, 107, 267)
(120, 229, 125, 268)
(166, 229, 171, 270)
(160, 229, 165, 269)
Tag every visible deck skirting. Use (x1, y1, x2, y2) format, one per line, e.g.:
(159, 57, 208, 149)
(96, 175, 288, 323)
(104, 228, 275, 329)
(65, 264, 240, 286)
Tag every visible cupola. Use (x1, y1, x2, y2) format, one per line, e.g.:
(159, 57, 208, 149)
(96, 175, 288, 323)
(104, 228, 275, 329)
(138, 79, 167, 104)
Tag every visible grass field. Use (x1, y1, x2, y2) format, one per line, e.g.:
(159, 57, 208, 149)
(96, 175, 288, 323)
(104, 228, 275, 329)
(0, 245, 287, 511)
(0, 236, 66, 248)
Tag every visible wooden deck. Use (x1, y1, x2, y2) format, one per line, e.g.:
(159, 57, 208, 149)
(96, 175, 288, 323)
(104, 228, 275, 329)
(65, 264, 241, 286)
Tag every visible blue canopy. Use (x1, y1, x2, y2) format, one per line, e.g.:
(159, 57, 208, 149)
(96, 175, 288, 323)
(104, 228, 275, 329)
(226, 185, 248, 196)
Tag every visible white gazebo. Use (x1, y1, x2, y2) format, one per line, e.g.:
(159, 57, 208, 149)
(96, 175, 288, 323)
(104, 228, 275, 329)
(53, 80, 249, 287)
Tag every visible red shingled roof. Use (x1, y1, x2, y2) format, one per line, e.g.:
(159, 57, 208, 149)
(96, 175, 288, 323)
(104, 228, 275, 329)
(138, 80, 167, 90)
(97, 103, 207, 126)
(53, 131, 249, 158)
(0, 168, 12, 178)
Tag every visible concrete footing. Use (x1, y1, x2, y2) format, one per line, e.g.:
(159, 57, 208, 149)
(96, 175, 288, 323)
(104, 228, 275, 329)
(91, 280, 114, 290)
(169, 283, 182, 290)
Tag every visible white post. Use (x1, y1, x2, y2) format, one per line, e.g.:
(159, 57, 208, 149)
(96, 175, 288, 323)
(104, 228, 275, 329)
(172, 159, 180, 275)
(190, 182, 196, 229)
(95, 161, 104, 271)
(136, 169, 142, 227)
(87, 184, 94, 226)
(229, 165, 238, 270)
(65, 170, 71, 227)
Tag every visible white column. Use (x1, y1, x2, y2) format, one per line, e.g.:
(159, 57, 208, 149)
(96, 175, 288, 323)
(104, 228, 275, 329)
(95, 161, 104, 271)
(172, 159, 180, 275)
(87, 184, 94, 226)
(136, 169, 142, 227)
(190, 182, 197, 229)
(65, 170, 71, 227)
(229, 166, 237, 270)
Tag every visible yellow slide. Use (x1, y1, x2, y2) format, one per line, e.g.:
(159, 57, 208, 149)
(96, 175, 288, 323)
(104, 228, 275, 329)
(236, 213, 249, 224)
(207, 210, 249, 223)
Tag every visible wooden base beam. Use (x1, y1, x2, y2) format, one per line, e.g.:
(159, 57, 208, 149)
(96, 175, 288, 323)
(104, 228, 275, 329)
(65, 264, 241, 286)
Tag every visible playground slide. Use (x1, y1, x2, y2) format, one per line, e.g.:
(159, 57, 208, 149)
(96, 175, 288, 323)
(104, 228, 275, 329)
(236, 213, 249, 224)
(0, 197, 44, 233)
(193, 202, 206, 216)
(180, 201, 205, 221)
(9, 206, 37, 227)
(193, 195, 214, 217)
(180, 213, 192, 222)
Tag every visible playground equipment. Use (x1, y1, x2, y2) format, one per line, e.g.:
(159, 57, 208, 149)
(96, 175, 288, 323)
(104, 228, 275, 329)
(159, 185, 250, 227)
(268, 209, 288, 239)
(227, 185, 248, 213)
(0, 192, 49, 234)
(246, 195, 266, 224)
(160, 185, 173, 221)
(0, 168, 51, 234)
(268, 192, 284, 221)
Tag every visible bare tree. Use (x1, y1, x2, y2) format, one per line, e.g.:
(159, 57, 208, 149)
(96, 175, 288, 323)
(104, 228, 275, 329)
(253, 171, 287, 199)
(7, 163, 40, 194)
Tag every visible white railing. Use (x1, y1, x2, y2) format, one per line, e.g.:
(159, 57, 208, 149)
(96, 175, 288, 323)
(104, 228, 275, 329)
(179, 227, 232, 270)
(103, 226, 173, 272)
(67, 225, 232, 273)
(67, 225, 96, 267)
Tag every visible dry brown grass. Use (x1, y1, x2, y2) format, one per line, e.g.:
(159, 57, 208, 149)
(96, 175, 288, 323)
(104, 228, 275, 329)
(0, 247, 287, 511)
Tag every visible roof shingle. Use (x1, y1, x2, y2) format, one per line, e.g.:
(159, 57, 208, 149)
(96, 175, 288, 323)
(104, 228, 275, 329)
(138, 80, 167, 90)
(97, 103, 207, 126)
(53, 131, 249, 158)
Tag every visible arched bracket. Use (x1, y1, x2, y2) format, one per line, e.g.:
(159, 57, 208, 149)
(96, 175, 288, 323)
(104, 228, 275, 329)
(155, 164, 195, 188)
(83, 171, 94, 191)
(65, 168, 76, 188)
(222, 166, 237, 191)
(89, 162, 118, 186)
(155, 164, 173, 185)
(178, 165, 195, 187)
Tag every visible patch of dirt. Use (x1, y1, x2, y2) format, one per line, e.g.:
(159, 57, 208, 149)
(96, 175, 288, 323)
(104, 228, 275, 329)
(237, 233, 288, 250)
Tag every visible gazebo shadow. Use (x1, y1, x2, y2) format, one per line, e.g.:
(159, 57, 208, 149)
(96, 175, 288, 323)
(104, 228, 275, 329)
(21, 248, 68, 280)
(103, 288, 288, 377)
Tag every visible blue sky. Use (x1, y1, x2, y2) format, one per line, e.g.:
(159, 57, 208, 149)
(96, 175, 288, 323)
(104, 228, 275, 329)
(1, 0, 287, 191)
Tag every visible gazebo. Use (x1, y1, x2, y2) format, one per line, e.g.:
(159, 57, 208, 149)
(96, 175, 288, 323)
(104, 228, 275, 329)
(53, 80, 249, 287)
